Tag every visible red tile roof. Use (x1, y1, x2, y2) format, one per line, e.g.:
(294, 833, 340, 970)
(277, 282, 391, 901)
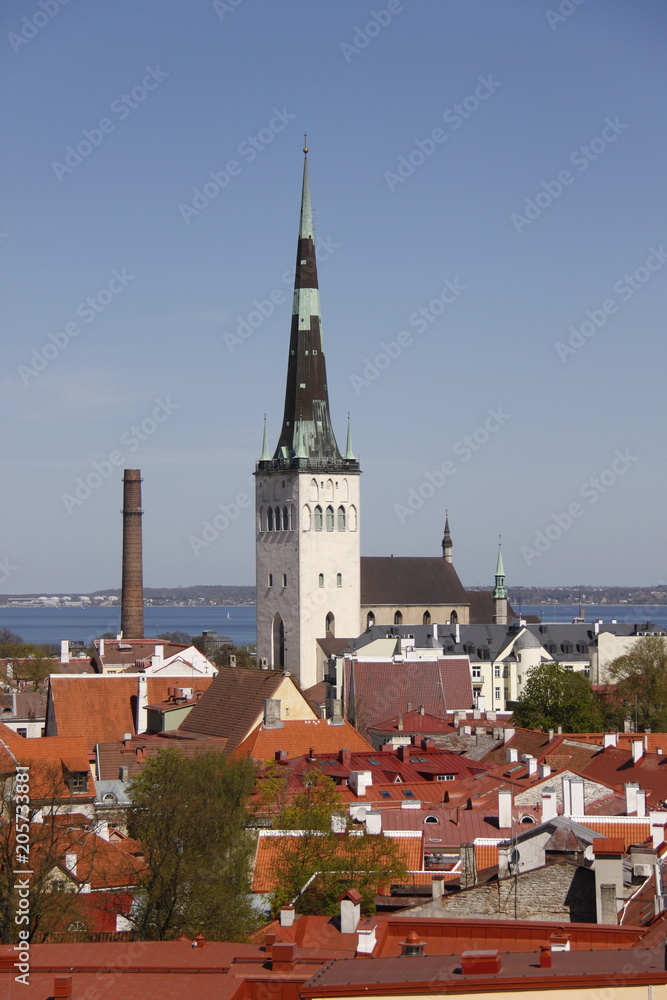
(231, 719, 373, 761)
(47, 674, 214, 752)
(346, 658, 473, 730)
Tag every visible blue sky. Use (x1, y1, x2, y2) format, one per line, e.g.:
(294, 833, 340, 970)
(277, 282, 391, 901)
(2, 0, 666, 594)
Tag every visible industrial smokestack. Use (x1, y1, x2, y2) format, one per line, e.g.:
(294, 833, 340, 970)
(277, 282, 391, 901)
(121, 469, 144, 639)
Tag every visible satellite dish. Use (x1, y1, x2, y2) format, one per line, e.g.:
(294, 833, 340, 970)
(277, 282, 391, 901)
(510, 848, 520, 865)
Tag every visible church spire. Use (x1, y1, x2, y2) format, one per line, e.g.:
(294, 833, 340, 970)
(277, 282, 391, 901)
(261, 144, 357, 473)
(493, 536, 508, 625)
(442, 511, 452, 563)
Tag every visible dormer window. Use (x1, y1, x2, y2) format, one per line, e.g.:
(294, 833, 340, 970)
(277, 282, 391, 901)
(68, 772, 88, 792)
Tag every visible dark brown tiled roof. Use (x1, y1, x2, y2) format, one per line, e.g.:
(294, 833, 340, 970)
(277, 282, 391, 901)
(96, 733, 228, 780)
(360, 557, 469, 607)
(178, 666, 288, 751)
(347, 659, 473, 730)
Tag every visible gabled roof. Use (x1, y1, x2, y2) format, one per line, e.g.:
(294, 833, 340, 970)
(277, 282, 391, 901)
(360, 557, 469, 607)
(178, 666, 312, 751)
(231, 719, 372, 761)
(580, 746, 667, 805)
(47, 674, 215, 751)
(95, 732, 228, 781)
(347, 658, 473, 730)
(369, 710, 456, 735)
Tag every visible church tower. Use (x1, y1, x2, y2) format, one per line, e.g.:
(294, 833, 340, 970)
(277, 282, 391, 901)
(441, 511, 452, 563)
(255, 146, 361, 690)
(492, 539, 508, 625)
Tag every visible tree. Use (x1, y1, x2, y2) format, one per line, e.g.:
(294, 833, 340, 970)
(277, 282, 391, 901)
(269, 769, 407, 916)
(606, 636, 667, 732)
(155, 631, 194, 645)
(128, 748, 258, 941)
(512, 662, 603, 732)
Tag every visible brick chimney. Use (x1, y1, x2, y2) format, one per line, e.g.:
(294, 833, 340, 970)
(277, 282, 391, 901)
(54, 976, 72, 999)
(339, 888, 362, 933)
(121, 469, 144, 639)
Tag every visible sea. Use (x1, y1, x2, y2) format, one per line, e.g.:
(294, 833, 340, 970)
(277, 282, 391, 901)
(0, 603, 665, 648)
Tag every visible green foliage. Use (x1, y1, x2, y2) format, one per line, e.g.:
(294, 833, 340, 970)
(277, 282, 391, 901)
(155, 631, 194, 645)
(269, 769, 407, 916)
(278, 768, 345, 832)
(512, 661, 603, 732)
(606, 636, 667, 732)
(128, 749, 259, 941)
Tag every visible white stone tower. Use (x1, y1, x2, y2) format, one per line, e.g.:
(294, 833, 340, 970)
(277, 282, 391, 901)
(255, 146, 361, 690)
(493, 539, 508, 626)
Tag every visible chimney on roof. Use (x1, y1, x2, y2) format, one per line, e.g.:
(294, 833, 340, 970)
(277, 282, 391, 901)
(60, 640, 70, 664)
(229, 653, 237, 668)
(270, 941, 296, 972)
(340, 888, 362, 934)
(460, 951, 499, 974)
(625, 782, 639, 815)
(365, 810, 382, 835)
(356, 919, 377, 955)
(562, 776, 572, 817)
(570, 778, 585, 816)
(397, 745, 409, 762)
(593, 840, 624, 924)
(123, 733, 132, 749)
(400, 931, 426, 957)
(327, 698, 344, 725)
(339, 748, 351, 767)
(433, 623, 438, 642)
(636, 789, 647, 818)
(193, 933, 205, 949)
(349, 771, 372, 797)
(331, 812, 347, 833)
(548, 728, 554, 742)
(431, 874, 445, 900)
(263, 699, 283, 729)
(460, 842, 477, 888)
(99, 637, 105, 658)
(632, 740, 644, 765)
(397, 714, 404, 731)
(498, 789, 512, 829)
(539, 945, 552, 969)
(522, 754, 537, 778)
(136, 674, 148, 734)
(279, 905, 295, 927)
(119, 766, 129, 783)
(557, 725, 563, 735)
(506, 747, 518, 763)
(65, 852, 77, 878)
(54, 976, 72, 1000)
(454, 623, 460, 644)
(604, 733, 618, 749)
(407, 701, 413, 713)
(275, 749, 287, 761)
(120, 469, 144, 640)
(504, 728, 515, 745)
(541, 788, 557, 822)
(539, 762, 551, 779)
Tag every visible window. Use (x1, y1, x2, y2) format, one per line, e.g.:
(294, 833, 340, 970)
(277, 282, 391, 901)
(450, 611, 458, 624)
(336, 573, 342, 587)
(318, 573, 324, 588)
(337, 505, 346, 530)
(302, 505, 311, 530)
(394, 611, 403, 625)
(472, 666, 481, 679)
(366, 612, 375, 628)
(16, 728, 27, 738)
(267, 507, 274, 531)
(435, 774, 455, 781)
(494, 665, 501, 678)
(494, 687, 501, 700)
(424, 815, 440, 823)
(274, 506, 281, 530)
(423, 611, 431, 625)
(402, 790, 415, 799)
(326, 506, 335, 531)
(504, 686, 510, 700)
(314, 505, 323, 530)
(282, 574, 287, 587)
(282, 505, 289, 530)
(309, 478, 319, 501)
(325, 612, 335, 636)
(268, 573, 273, 587)
(379, 790, 392, 799)
(68, 773, 88, 791)
(348, 505, 357, 530)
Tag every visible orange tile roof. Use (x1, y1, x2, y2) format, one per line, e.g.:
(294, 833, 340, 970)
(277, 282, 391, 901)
(474, 842, 499, 871)
(47, 674, 215, 751)
(252, 831, 422, 893)
(232, 719, 373, 761)
(0, 728, 92, 800)
(579, 818, 652, 848)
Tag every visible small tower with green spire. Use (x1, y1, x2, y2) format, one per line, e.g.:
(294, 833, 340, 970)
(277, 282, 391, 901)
(493, 538, 508, 626)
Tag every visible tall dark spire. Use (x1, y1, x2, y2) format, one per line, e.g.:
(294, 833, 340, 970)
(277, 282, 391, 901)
(442, 511, 452, 563)
(259, 147, 358, 474)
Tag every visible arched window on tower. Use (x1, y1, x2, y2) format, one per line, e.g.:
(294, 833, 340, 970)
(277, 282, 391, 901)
(314, 506, 323, 530)
(326, 612, 335, 636)
(394, 611, 403, 625)
(318, 573, 324, 588)
(267, 507, 274, 531)
(272, 613, 285, 669)
(450, 611, 458, 624)
(423, 611, 431, 625)
(274, 506, 281, 530)
(366, 612, 375, 628)
(348, 505, 357, 531)
(310, 478, 319, 501)
(339, 478, 349, 500)
(325, 479, 334, 501)
(337, 505, 346, 530)
(282, 506, 289, 530)
(326, 506, 334, 531)
(302, 505, 311, 531)
(336, 573, 342, 587)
